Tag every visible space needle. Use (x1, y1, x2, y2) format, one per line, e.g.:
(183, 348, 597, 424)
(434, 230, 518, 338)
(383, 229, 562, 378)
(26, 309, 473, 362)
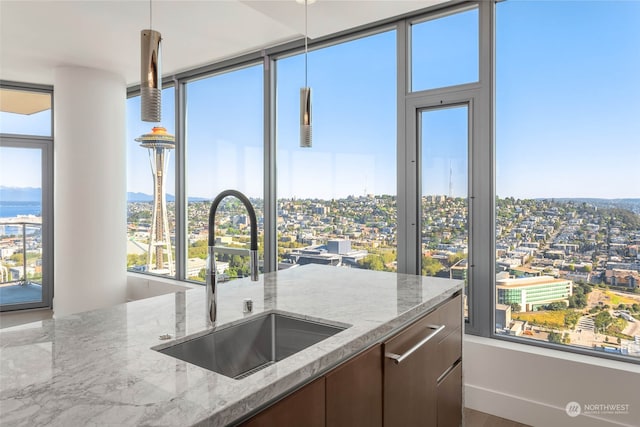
(135, 127, 174, 274)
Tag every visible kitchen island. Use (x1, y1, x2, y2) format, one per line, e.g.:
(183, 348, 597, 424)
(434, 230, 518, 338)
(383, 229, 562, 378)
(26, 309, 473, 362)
(0, 265, 462, 426)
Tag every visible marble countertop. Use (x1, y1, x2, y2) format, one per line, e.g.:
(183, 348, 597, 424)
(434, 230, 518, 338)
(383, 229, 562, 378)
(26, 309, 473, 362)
(0, 265, 461, 426)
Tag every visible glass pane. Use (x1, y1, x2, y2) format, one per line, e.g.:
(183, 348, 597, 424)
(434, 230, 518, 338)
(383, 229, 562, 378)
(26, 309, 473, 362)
(0, 88, 52, 136)
(185, 65, 264, 283)
(420, 106, 468, 318)
(411, 8, 479, 92)
(0, 146, 43, 305)
(276, 30, 397, 272)
(496, 0, 640, 359)
(126, 87, 176, 277)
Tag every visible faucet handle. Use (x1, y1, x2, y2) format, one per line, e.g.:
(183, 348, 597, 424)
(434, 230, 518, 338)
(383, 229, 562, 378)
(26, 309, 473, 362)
(243, 298, 253, 314)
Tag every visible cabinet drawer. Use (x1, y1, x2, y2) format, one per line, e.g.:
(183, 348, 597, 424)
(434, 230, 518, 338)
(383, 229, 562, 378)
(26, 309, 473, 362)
(436, 294, 462, 342)
(383, 310, 441, 426)
(384, 308, 439, 357)
(437, 326, 461, 379)
(437, 361, 462, 427)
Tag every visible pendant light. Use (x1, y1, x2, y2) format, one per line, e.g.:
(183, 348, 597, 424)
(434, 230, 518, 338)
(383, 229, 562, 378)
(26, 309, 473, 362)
(299, 0, 312, 148)
(141, 0, 162, 122)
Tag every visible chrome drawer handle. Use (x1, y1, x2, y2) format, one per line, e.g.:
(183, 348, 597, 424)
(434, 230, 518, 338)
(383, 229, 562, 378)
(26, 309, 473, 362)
(385, 324, 445, 364)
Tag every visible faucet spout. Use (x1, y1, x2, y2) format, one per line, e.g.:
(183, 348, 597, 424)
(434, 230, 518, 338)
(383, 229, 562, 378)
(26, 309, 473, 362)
(207, 190, 259, 327)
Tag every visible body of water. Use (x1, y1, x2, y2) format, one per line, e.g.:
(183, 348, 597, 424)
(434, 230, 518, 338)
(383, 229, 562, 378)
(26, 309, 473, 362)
(0, 201, 42, 220)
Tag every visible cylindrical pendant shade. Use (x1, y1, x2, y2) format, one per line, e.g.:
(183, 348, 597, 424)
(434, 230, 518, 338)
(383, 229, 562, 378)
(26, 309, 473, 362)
(141, 29, 162, 122)
(300, 87, 312, 148)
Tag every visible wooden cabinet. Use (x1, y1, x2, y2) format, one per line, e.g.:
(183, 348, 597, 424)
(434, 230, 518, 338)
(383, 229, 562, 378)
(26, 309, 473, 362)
(240, 293, 461, 427)
(240, 345, 382, 427)
(437, 361, 462, 427)
(383, 294, 462, 427)
(326, 344, 382, 427)
(383, 307, 440, 426)
(240, 377, 325, 427)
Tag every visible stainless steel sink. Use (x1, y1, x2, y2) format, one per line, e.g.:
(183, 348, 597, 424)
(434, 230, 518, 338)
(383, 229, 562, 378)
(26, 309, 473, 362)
(155, 312, 347, 380)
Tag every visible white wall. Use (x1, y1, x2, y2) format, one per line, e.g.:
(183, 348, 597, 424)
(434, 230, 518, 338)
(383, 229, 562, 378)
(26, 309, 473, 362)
(464, 335, 640, 427)
(53, 66, 128, 316)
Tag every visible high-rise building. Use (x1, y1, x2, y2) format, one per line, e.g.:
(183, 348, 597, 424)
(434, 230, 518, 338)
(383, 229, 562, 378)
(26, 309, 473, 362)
(135, 127, 175, 274)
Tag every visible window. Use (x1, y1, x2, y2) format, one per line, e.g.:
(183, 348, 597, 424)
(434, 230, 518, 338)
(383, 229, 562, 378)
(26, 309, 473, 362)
(126, 86, 176, 277)
(420, 105, 468, 301)
(411, 7, 479, 92)
(496, 0, 640, 359)
(276, 31, 397, 272)
(185, 65, 264, 282)
(0, 85, 53, 311)
(121, 0, 637, 365)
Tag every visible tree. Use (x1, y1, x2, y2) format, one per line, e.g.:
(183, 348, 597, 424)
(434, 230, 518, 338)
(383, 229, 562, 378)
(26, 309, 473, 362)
(228, 254, 250, 278)
(127, 253, 147, 268)
(359, 255, 385, 271)
(509, 303, 521, 313)
(188, 240, 208, 259)
(594, 311, 613, 333)
(564, 311, 580, 329)
(447, 252, 466, 267)
(568, 293, 587, 309)
(381, 250, 396, 265)
(548, 331, 563, 344)
(544, 302, 567, 311)
(421, 256, 443, 276)
(9, 253, 24, 264)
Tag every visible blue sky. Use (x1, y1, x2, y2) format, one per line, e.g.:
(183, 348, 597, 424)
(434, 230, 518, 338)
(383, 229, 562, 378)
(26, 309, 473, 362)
(0, 109, 49, 189)
(496, 0, 640, 199)
(0, 146, 42, 188)
(3, 0, 639, 201)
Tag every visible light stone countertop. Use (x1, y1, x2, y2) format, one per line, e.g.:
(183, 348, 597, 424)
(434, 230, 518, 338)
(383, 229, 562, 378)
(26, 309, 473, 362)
(0, 264, 462, 426)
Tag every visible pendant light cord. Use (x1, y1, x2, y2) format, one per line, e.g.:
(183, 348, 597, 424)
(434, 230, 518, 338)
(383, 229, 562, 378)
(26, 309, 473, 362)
(304, 0, 308, 88)
(149, 0, 153, 30)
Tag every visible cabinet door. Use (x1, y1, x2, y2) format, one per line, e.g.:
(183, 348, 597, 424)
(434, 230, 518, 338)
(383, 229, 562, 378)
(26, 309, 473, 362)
(437, 361, 462, 427)
(383, 310, 442, 427)
(240, 377, 325, 427)
(326, 344, 382, 427)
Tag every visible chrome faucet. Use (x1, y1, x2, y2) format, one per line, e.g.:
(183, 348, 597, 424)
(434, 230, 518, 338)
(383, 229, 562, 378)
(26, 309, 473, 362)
(207, 190, 259, 327)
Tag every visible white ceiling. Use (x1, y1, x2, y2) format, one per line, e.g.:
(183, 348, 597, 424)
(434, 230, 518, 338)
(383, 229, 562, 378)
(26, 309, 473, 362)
(0, 0, 449, 86)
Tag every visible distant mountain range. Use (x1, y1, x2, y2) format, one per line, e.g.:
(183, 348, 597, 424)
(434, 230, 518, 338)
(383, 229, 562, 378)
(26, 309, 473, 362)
(0, 187, 209, 203)
(1, 186, 637, 210)
(127, 192, 161, 202)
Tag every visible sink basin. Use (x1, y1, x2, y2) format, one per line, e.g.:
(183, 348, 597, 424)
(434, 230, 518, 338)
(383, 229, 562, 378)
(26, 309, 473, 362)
(155, 312, 347, 380)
